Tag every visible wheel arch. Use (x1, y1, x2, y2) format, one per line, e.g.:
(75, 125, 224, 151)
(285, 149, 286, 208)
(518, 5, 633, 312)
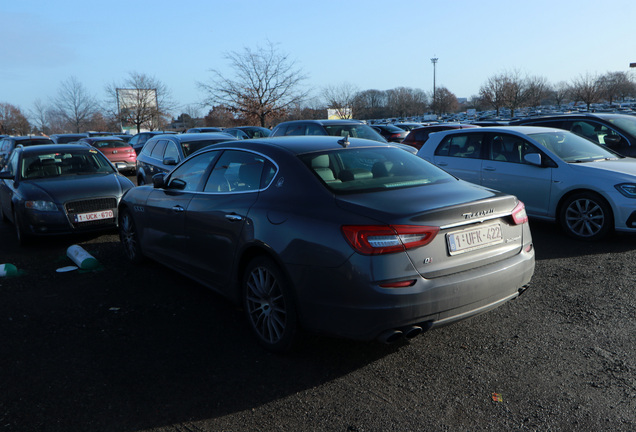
(234, 243, 299, 310)
(556, 188, 615, 239)
(556, 188, 615, 226)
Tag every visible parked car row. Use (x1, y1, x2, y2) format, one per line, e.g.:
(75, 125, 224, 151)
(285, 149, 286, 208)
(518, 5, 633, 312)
(8, 114, 636, 352)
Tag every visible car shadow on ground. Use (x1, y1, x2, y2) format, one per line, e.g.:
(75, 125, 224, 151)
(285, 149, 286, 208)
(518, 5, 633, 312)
(0, 237, 401, 431)
(529, 218, 636, 261)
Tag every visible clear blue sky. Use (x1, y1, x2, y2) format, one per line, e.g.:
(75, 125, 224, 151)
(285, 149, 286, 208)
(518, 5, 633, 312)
(2, 0, 635, 117)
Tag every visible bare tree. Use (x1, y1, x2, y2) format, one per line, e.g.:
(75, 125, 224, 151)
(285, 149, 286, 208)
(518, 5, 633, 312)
(321, 82, 359, 119)
(386, 87, 428, 118)
(570, 73, 603, 111)
(551, 81, 570, 107)
(479, 74, 508, 116)
(600, 71, 636, 104)
(199, 41, 309, 127)
(431, 87, 459, 114)
(106, 72, 176, 133)
(204, 105, 235, 127)
(500, 70, 528, 118)
(0, 103, 31, 135)
(524, 75, 551, 108)
(352, 89, 388, 120)
(51, 76, 99, 133)
(30, 99, 53, 135)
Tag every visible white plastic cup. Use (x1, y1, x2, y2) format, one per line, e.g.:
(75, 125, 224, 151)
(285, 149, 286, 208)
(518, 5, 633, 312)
(66, 245, 100, 270)
(0, 264, 18, 277)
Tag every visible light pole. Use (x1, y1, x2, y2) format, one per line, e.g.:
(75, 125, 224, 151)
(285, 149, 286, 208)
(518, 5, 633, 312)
(431, 57, 438, 111)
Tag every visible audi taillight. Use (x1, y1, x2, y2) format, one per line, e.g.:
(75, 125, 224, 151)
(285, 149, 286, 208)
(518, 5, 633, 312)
(511, 201, 528, 225)
(342, 225, 439, 255)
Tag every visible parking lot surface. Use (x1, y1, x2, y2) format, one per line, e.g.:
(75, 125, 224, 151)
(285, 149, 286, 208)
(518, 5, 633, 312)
(0, 216, 634, 431)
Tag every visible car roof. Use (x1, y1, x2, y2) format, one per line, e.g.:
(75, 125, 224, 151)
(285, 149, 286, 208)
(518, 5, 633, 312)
(7, 136, 54, 142)
(157, 132, 238, 142)
(81, 136, 124, 141)
(513, 113, 635, 122)
(431, 125, 564, 136)
(18, 144, 99, 154)
(50, 133, 87, 137)
(199, 135, 395, 156)
(276, 119, 365, 126)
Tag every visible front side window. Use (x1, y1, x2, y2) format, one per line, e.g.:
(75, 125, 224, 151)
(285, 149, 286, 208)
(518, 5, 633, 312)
(6, 152, 18, 177)
(300, 147, 453, 194)
(167, 151, 220, 192)
(487, 134, 530, 163)
(607, 116, 636, 142)
(164, 142, 180, 161)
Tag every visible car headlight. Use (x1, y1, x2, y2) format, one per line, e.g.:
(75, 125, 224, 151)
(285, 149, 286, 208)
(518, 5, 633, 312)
(25, 200, 58, 211)
(615, 183, 636, 198)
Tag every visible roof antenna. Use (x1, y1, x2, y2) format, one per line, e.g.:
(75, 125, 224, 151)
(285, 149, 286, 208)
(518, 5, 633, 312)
(338, 133, 350, 148)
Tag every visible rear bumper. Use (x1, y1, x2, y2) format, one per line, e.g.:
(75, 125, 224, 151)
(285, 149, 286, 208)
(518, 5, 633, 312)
(292, 247, 535, 341)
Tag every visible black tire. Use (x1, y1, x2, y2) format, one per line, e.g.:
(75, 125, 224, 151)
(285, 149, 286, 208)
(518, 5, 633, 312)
(242, 256, 298, 352)
(559, 192, 613, 240)
(118, 208, 144, 263)
(0, 204, 9, 224)
(13, 209, 31, 246)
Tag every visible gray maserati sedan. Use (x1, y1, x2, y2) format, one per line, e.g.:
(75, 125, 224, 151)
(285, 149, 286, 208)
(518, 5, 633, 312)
(118, 135, 535, 351)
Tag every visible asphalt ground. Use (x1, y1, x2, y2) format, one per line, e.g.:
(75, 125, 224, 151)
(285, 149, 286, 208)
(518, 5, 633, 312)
(0, 198, 634, 431)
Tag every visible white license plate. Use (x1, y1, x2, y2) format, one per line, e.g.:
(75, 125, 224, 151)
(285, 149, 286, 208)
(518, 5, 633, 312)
(447, 223, 503, 255)
(74, 209, 114, 223)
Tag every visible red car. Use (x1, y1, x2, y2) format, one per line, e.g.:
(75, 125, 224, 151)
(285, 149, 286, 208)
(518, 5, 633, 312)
(402, 124, 479, 150)
(77, 137, 137, 174)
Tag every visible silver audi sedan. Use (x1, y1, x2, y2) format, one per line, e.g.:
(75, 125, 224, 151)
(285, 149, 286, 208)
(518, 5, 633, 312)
(118, 136, 535, 351)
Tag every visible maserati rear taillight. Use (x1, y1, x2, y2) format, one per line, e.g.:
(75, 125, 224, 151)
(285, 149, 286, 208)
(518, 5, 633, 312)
(342, 225, 439, 255)
(511, 201, 528, 225)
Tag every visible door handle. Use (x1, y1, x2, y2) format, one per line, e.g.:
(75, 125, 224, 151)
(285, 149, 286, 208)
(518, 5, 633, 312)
(171, 205, 185, 213)
(483, 166, 496, 171)
(225, 214, 243, 222)
(437, 162, 448, 167)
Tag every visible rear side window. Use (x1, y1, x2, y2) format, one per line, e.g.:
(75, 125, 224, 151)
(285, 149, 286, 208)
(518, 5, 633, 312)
(204, 150, 268, 193)
(435, 133, 483, 159)
(150, 140, 168, 159)
(284, 124, 307, 136)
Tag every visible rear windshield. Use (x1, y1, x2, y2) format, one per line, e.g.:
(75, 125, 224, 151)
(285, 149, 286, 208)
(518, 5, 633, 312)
(182, 139, 233, 157)
(56, 136, 83, 144)
(21, 139, 54, 146)
(299, 146, 453, 194)
(92, 140, 130, 148)
(322, 124, 386, 142)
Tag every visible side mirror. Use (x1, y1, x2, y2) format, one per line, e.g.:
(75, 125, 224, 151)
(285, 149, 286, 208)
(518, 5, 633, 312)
(0, 171, 13, 180)
(523, 153, 543, 167)
(603, 135, 622, 145)
(163, 157, 178, 166)
(152, 173, 167, 188)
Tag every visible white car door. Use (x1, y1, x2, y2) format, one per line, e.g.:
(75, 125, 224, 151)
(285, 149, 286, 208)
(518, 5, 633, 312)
(480, 133, 553, 217)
